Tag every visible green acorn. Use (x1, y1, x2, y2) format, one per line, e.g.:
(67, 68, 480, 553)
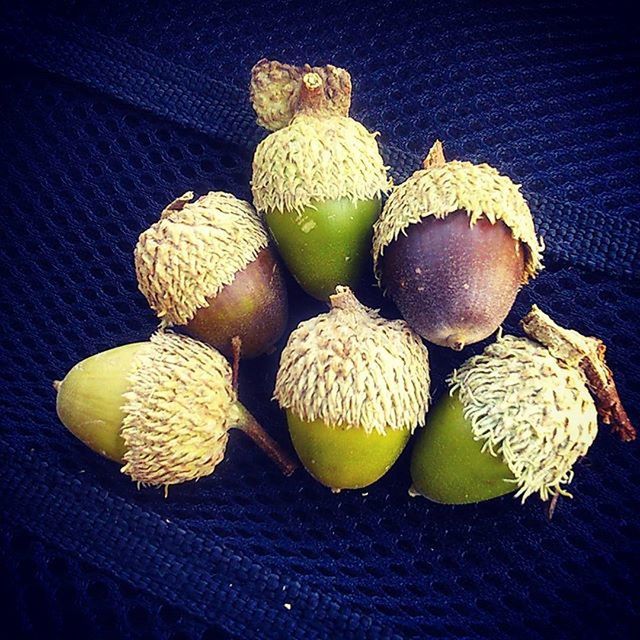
(373, 141, 544, 349)
(250, 59, 391, 300)
(410, 306, 635, 505)
(55, 331, 296, 490)
(274, 286, 430, 491)
(135, 191, 288, 359)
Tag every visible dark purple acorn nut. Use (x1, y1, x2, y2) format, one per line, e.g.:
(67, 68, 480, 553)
(382, 211, 525, 349)
(372, 140, 544, 349)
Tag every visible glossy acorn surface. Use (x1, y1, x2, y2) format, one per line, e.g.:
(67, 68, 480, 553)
(287, 410, 411, 490)
(185, 247, 288, 358)
(382, 210, 525, 349)
(265, 197, 381, 300)
(372, 141, 543, 350)
(55, 342, 142, 462)
(410, 391, 515, 504)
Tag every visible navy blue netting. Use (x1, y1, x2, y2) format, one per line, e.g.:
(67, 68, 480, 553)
(1, 1, 638, 638)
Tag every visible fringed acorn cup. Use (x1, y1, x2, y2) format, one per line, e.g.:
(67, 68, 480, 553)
(274, 287, 430, 491)
(410, 306, 635, 513)
(373, 141, 544, 349)
(135, 191, 288, 359)
(250, 60, 391, 300)
(54, 331, 297, 493)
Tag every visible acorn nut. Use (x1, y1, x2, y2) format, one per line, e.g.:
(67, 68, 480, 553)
(251, 60, 391, 300)
(410, 306, 635, 505)
(135, 191, 288, 359)
(55, 331, 297, 490)
(373, 141, 544, 349)
(274, 286, 430, 491)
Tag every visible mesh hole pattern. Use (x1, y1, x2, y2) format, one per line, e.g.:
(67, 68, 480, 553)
(1, 1, 639, 638)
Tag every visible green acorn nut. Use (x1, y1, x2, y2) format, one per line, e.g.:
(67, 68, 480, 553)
(274, 286, 430, 491)
(55, 331, 297, 489)
(373, 141, 544, 349)
(410, 306, 636, 505)
(135, 191, 288, 359)
(250, 60, 391, 300)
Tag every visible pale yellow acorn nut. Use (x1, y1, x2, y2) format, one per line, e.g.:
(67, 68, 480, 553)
(55, 331, 298, 489)
(448, 334, 598, 502)
(134, 191, 269, 327)
(274, 286, 430, 435)
(372, 140, 544, 285)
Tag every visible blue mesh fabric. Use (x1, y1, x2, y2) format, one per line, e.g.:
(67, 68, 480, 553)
(0, 1, 639, 638)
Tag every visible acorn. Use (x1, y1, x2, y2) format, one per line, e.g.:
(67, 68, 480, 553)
(373, 140, 544, 349)
(274, 286, 430, 491)
(410, 306, 635, 506)
(135, 191, 288, 359)
(54, 331, 297, 489)
(250, 59, 391, 300)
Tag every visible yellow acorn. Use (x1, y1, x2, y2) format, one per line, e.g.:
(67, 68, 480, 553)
(274, 286, 430, 490)
(373, 141, 544, 349)
(250, 59, 391, 300)
(135, 191, 288, 359)
(55, 331, 296, 489)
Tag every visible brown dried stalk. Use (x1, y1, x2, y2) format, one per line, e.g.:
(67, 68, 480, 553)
(521, 305, 636, 442)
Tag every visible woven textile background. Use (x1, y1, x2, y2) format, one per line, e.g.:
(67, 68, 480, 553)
(0, 1, 638, 638)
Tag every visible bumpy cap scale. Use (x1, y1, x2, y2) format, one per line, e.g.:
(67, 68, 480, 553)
(135, 191, 269, 326)
(250, 59, 391, 214)
(449, 334, 597, 502)
(121, 331, 235, 486)
(373, 140, 543, 284)
(274, 287, 430, 434)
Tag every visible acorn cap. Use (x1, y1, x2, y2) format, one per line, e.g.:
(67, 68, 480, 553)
(250, 60, 391, 215)
(121, 331, 235, 486)
(274, 286, 430, 434)
(372, 140, 543, 284)
(135, 191, 269, 326)
(448, 334, 598, 502)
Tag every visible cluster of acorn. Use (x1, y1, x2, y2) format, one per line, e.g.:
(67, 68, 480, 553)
(55, 60, 635, 509)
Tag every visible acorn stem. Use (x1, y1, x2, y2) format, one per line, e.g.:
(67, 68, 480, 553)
(230, 402, 298, 476)
(250, 59, 352, 131)
(329, 286, 366, 314)
(546, 494, 559, 521)
(297, 72, 327, 114)
(231, 335, 242, 393)
(422, 140, 446, 170)
(521, 305, 636, 442)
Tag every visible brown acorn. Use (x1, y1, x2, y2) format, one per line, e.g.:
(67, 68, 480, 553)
(373, 141, 544, 349)
(135, 191, 288, 358)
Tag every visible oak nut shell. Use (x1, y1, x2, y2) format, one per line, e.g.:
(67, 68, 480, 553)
(251, 60, 391, 300)
(56, 331, 236, 487)
(274, 286, 430, 490)
(373, 141, 543, 349)
(410, 334, 598, 504)
(135, 191, 288, 358)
